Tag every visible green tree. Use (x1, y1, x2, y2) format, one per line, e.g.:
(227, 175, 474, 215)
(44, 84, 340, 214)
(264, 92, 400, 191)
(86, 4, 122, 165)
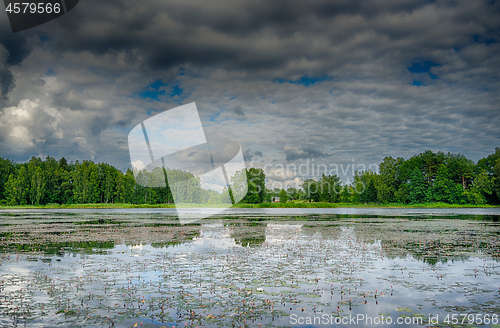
(395, 183, 409, 203)
(408, 168, 427, 204)
(477, 147, 500, 203)
(429, 164, 456, 203)
(42, 156, 62, 204)
(339, 185, 354, 203)
(279, 189, 288, 203)
(420, 150, 446, 186)
(97, 163, 118, 203)
(352, 170, 377, 203)
(116, 169, 137, 203)
(378, 156, 404, 203)
(164, 168, 201, 204)
(73, 161, 99, 203)
(5, 166, 29, 205)
(360, 179, 377, 203)
(463, 169, 493, 205)
(5, 174, 20, 205)
(302, 178, 319, 202)
(447, 153, 474, 190)
(492, 158, 500, 203)
(59, 169, 74, 204)
(242, 168, 266, 204)
(318, 174, 341, 203)
(27, 159, 46, 205)
(31, 166, 46, 205)
(230, 169, 249, 204)
(286, 187, 299, 200)
(0, 157, 15, 203)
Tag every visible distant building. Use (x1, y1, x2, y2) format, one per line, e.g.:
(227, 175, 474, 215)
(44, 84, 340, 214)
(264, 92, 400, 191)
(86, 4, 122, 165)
(271, 197, 280, 203)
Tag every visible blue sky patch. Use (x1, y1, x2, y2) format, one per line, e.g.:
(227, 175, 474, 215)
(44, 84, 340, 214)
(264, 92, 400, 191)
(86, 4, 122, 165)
(273, 75, 332, 86)
(45, 69, 56, 76)
(408, 61, 440, 80)
(138, 79, 187, 101)
(408, 61, 439, 78)
(473, 34, 496, 45)
(171, 84, 183, 97)
(150, 80, 167, 89)
(139, 89, 165, 100)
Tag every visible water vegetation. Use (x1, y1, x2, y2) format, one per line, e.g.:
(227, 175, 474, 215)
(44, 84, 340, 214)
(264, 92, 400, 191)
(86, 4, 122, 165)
(0, 211, 499, 327)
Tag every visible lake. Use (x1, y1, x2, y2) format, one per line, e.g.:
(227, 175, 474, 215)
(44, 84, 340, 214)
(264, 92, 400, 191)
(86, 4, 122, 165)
(0, 208, 499, 327)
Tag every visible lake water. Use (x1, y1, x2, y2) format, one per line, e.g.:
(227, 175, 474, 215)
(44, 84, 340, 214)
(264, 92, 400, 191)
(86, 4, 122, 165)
(0, 208, 499, 327)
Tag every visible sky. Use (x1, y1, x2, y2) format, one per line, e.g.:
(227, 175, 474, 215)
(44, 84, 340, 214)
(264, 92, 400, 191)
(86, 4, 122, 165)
(0, 0, 499, 188)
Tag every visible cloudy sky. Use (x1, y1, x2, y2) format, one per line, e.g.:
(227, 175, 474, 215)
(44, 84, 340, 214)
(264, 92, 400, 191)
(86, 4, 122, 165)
(0, 0, 499, 187)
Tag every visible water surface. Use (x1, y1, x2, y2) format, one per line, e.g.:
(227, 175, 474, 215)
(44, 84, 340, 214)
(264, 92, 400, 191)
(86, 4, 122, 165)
(0, 208, 499, 327)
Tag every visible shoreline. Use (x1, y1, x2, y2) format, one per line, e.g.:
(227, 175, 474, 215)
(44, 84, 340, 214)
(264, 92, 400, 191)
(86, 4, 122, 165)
(0, 202, 498, 209)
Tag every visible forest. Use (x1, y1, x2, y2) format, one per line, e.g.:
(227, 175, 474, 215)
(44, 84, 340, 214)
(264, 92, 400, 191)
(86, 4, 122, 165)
(278, 148, 500, 205)
(0, 148, 499, 206)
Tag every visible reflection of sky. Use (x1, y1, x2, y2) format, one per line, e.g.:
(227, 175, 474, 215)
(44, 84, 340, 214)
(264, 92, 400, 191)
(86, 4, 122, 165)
(1, 218, 499, 328)
(265, 223, 303, 243)
(161, 223, 240, 252)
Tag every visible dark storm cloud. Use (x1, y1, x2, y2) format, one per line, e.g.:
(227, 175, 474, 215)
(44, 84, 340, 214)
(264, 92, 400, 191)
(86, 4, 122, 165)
(231, 105, 244, 116)
(0, 0, 494, 94)
(243, 149, 264, 162)
(243, 149, 253, 161)
(0, 18, 31, 98)
(285, 146, 329, 161)
(29, 0, 496, 74)
(0, 65, 14, 98)
(0, 28, 30, 65)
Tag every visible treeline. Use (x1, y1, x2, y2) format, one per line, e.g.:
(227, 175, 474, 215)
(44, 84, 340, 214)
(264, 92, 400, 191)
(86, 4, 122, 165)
(0, 156, 234, 205)
(0, 148, 499, 206)
(272, 149, 500, 205)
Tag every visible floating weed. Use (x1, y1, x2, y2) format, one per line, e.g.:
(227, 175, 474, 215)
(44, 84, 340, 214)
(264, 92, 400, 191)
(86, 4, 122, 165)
(396, 307, 413, 312)
(0, 214, 499, 327)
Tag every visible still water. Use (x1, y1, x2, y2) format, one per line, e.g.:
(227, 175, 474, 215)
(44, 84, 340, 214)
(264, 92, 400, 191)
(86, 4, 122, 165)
(0, 208, 499, 327)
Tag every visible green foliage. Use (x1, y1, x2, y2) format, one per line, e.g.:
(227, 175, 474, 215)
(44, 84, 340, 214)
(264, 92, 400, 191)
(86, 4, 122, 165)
(318, 174, 341, 202)
(428, 164, 455, 203)
(408, 168, 427, 204)
(0, 157, 15, 201)
(301, 178, 319, 202)
(462, 169, 493, 205)
(241, 168, 266, 204)
(279, 189, 288, 203)
(230, 169, 250, 203)
(0, 149, 499, 207)
(300, 174, 342, 203)
(73, 161, 100, 204)
(377, 156, 404, 203)
(115, 169, 136, 203)
(476, 147, 500, 203)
